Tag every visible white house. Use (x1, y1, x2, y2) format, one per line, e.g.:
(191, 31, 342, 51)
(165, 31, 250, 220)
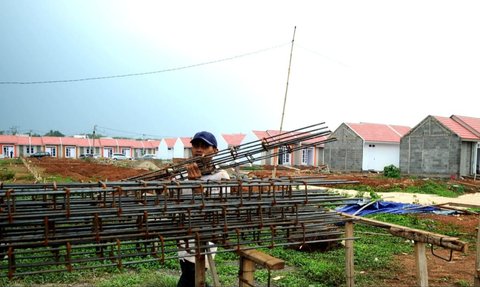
(158, 138, 184, 160)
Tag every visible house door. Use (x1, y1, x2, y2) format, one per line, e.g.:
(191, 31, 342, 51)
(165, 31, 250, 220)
(3, 146, 14, 158)
(65, 146, 76, 158)
(103, 148, 113, 158)
(45, 146, 56, 157)
(122, 148, 131, 158)
(301, 147, 314, 165)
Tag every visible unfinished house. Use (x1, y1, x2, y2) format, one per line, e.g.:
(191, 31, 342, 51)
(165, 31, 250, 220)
(399, 115, 480, 178)
(324, 122, 411, 172)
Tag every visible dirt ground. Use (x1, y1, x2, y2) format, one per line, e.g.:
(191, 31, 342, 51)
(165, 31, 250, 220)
(379, 213, 478, 287)
(13, 159, 480, 286)
(25, 157, 152, 182)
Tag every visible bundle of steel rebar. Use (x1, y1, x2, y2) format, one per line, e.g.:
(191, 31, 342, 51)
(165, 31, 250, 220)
(125, 122, 334, 181)
(0, 177, 357, 278)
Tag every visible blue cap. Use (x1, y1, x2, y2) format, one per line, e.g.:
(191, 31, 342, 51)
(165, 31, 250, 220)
(191, 131, 217, 148)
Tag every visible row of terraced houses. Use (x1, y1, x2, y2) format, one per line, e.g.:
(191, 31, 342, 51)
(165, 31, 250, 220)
(1, 114, 479, 178)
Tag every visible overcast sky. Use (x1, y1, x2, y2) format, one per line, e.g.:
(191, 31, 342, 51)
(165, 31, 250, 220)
(1, 1, 479, 139)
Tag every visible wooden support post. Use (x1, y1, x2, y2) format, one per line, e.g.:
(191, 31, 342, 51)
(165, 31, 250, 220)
(345, 221, 355, 287)
(414, 241, 428, 287)
(474, 222, 480, 287)
(195, 252, 207, 287)
(239, 255, 256, 287)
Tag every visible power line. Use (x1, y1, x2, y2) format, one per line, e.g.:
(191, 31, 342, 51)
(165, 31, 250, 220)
(0, 42, 290, 85)
(296, 45, 349, 67)
(94, 125, 169, 139)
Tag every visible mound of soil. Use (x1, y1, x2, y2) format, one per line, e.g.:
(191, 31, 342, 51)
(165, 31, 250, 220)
(27, 157, 149, 182)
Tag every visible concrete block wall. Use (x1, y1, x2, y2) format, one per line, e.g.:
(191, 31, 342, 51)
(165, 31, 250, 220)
(400, 116, 462, 177)
(324, 124, 363, 172)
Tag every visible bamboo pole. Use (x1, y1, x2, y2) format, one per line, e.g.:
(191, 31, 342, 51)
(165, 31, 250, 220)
(345, 221, 355, 287)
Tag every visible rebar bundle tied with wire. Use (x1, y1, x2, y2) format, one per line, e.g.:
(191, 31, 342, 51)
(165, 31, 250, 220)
(125, 122, 335, 181)
(0, 177, 357, 278)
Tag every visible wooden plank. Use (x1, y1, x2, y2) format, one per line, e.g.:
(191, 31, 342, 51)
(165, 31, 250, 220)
(237, 249, 285, 270)
(390, 227, 467, 252)
(414, 241, 429, 287)
(340, 212, 468, 253)
(345, 221, 355, 287)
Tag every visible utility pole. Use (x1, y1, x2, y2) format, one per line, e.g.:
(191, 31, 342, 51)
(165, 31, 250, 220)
(92, 125, 97, 155)
(29, 130, 32, 155)
(273, 26, 296, 178)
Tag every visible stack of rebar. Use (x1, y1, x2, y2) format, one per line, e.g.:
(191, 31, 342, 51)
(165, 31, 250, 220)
(0, 177, 357, 278)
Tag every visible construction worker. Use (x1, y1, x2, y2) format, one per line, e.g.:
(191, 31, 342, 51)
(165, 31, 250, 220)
(177, 131, 230, 287)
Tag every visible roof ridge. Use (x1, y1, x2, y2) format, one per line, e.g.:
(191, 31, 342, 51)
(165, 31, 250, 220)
(386, 125, 402, 137)
(451, 115, 480, 137)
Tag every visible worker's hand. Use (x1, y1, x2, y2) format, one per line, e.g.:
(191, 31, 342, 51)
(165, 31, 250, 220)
(186, 163, 202, 180)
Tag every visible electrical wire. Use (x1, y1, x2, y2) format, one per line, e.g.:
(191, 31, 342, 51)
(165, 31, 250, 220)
(0, 42, 290, 85)
(94, 125, 170, 139)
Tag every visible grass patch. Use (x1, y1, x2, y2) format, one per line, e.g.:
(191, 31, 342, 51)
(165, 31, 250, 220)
(0, 168, 15, 180)
(43, 174, 76, 183)
(96, 269, 178, 287)
(338, 178, 465, 198)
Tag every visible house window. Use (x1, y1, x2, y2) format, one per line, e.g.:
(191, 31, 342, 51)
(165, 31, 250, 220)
(47, 146, 56, 157)
(86, 147, 93, 154)
(369, 144, 376, 147)
(278, 146, 291, 165)
(26, 146, 34, 154)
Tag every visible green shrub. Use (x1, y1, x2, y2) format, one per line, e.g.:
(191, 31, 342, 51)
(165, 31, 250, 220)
(383, 165, 400, 178)
(0, 168, 15, 180)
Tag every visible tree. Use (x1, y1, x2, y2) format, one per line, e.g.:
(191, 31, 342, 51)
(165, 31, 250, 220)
(44, 130, 65, 137)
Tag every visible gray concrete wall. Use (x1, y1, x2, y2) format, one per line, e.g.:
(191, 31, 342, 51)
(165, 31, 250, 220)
(400, 116, 462, 177)
(324, 124, 363, 172)
(460, 141, 475, 176)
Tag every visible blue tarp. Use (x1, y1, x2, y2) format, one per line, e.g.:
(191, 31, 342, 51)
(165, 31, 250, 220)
(335, 200, 453, 216)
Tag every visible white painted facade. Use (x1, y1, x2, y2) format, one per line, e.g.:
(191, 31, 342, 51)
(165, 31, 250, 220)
(158, 138, 184, 160)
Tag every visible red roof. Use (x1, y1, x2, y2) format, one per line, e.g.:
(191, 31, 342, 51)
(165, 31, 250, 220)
(222, 133, 246, 147)
(0, 135, 160, 149)
(41, 136, 63, 145)
(163, 138, 178, 148)
(98, 138, 119, 147)
(59, 137, 85, 146)
(179, 137, 192, 148)
(346, 123, 411, 143)
(451, 115, 480, 137)
(15, 136, 42, 145)
(434, 116, 479, 140)
(0, 135, 18, 144)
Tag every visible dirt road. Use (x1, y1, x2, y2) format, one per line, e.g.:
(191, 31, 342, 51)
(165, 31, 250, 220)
(332, 188, 480, 207)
